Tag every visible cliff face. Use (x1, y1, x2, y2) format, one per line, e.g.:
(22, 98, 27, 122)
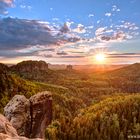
(11, 60, 49, 73)
(4, 91, 52, 139)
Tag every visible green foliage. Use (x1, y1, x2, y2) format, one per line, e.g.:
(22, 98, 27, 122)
(1, 62, 140, 140)
(47, 94, 140, 140)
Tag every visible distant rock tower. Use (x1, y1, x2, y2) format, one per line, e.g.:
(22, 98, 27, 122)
(66, 65, 73, 71)
(11, 60, 49, 73)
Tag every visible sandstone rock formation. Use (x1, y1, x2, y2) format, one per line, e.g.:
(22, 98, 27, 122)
(29, 92, 52, 138)
(0, 114, 42, 140)
(66, 65, 73, 71)
(4, 95, 30, 136)
(4, 91, 52, 139)
(0, 114, 18, 137)
(11, 60, 49, 73)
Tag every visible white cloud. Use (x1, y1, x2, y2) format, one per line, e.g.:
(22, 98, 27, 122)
(66, 21, 74, 28)
(86, 26, 94, 29)
(20, 5, 32, 10)
(50, 8, 53, 11)
(73, 24, 86, 34)
(20, 5, 26, 8)
(95, 27, 107, 36)
(88, 14, 94, 17)
(112, 5, 120, 12)
(105, 13, 112, 17)
(0, 0, 14, 15)
(52, 18, 59, 21)
(97, 20, 100, 24)
(0, 17, 80, 53)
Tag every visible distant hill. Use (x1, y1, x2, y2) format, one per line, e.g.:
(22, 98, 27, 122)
(107, 63, 140, 78)
(102, 63, 140, 93)
(74, 64, 126, 73)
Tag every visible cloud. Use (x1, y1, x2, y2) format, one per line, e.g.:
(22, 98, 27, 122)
(88, 14, 94, 18)
(97, 20, 100, 24)
(60, 23, 70, 33)
(52, 18, 59, 21)
(0, 0, 14, 15)
(107, 53, 140, 58)
(20, 5, 32, 10)
(50, 8, 53, 11)
(0, 13, 139, 63)
(101, 31, 126, 41)
(57, 51, 68, 55)
(86, 26, 94, 29)
(73, 24, 86, 34)
(112, 5, 120, 12)
(59, 55, 85, 58)
(95, 27, 107, 36)
(0, 17, 81, 59)
(95, 20, 139, 42)
(105, 13, 112, 17)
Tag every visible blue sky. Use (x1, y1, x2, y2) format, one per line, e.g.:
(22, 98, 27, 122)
(0, 0, 140, 64)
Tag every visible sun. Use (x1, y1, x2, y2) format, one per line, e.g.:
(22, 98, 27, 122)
(95, 53, 106, 64)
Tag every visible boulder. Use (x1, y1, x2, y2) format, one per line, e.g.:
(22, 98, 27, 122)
(29, 92, 52, 138)
(4, 95, 30, 136)
(0, 133, 42, 140)
(0, 114, 18, 137)
(4, 91, 52, 139)
(0, 114, 42, 140)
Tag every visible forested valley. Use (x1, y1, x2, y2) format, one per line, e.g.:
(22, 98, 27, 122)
(0, 61, 140, 140)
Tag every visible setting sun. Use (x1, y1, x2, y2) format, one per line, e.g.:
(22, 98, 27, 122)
(95, 53, 106, 64)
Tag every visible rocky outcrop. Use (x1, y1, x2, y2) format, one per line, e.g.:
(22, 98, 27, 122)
(0, 114, 42, 140)
(29, 92, 52, 138)
(11, 60, 49, 73)
(4, 95, 30, 136)
(66, 65, 73, 71)
(4, 91, 52, 139)
(0, 114, 18, 137)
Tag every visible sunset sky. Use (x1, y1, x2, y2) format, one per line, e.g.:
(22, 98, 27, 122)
(0, 0, 140, 64)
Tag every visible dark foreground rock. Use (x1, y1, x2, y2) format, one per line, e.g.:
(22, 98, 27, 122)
(4, 91, 52, 139)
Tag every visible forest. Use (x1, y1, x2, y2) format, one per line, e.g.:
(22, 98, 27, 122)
(0, 61, 140, 140)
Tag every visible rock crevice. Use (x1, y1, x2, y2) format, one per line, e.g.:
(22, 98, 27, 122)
(4, 91, 52, 139)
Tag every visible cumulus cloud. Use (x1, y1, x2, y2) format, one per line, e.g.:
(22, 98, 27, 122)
(72, 24, 86, 34)
(95, 27, 107, 36)
(60, 23, 70, 33)
(0, 17, 81, 59)
(101, 31, 126, 41)
(0, 0, 13, 15)
(95, 20, 139, 42)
